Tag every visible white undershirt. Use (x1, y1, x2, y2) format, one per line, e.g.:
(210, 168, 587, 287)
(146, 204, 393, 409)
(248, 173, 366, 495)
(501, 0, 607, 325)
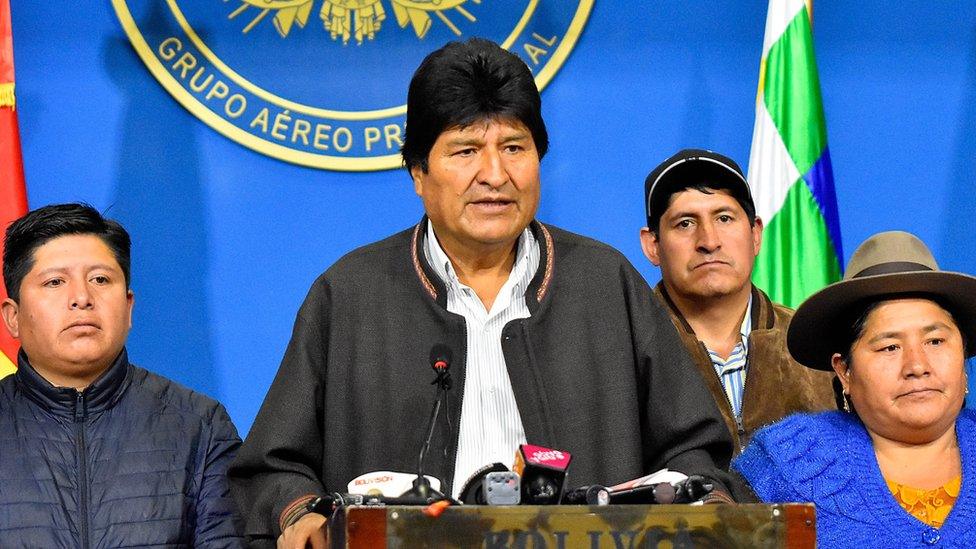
(423, 223, 539, 497)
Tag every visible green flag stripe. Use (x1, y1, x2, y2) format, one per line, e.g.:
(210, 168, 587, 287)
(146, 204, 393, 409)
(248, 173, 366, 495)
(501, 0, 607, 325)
(752, 178, 841, 309)
(762, 7, 828, 176)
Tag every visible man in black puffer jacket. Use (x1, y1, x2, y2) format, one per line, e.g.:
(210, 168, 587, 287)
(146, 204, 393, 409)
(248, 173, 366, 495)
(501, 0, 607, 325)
(0, 203, 244, 548)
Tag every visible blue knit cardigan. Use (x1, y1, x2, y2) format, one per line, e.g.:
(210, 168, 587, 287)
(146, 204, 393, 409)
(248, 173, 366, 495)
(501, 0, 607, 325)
(734, 410, 976, 548)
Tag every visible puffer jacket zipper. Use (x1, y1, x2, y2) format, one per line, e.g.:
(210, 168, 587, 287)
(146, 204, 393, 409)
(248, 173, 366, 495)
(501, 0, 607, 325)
(73, 390, 90, 549)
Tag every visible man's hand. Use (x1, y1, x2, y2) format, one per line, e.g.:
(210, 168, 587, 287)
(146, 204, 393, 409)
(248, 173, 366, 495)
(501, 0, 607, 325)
(277, 512, 328, 549)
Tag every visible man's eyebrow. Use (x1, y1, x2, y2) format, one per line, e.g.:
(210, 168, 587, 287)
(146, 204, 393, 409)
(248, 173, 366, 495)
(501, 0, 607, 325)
(445, 131, 530, 148)
(665, 210, 702, 220)
(446, 136, 484, 147)
(665, 205, 734, 220)
(33, 266, 68, 277)
(499, 132, 530, 142)
(33, 264, 120, 277)
(922, 322, 953, 334)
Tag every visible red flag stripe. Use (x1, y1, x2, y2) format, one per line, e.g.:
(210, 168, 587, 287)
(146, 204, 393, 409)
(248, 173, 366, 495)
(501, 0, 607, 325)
(0, 0, 27, 368)
(0, 0, 14, 86)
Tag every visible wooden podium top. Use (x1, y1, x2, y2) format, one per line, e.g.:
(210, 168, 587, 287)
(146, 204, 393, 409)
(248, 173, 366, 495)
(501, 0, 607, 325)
(329, 503, 816, 548)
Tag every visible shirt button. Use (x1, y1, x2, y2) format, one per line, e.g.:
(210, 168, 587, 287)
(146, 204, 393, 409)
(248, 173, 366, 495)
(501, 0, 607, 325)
(922, 528, 941, 545)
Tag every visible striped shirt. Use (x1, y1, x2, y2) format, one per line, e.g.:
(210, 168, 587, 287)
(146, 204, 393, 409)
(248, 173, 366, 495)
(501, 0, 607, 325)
(705, 295, 753, 427)
(424, 223, 539, 497)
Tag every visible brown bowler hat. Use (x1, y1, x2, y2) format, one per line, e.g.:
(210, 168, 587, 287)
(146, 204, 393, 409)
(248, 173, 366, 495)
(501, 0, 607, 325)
(787, 231, 976, 370)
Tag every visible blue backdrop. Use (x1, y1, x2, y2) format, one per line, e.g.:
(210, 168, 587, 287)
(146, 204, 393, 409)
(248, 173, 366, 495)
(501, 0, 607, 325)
(11, 2, 976, 433)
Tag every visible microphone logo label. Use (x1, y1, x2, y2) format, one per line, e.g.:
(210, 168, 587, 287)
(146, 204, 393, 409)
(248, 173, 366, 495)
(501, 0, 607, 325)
(519, 443, 571, 470)
(531, 450, 565, 463)
(353, 475, 394, 486)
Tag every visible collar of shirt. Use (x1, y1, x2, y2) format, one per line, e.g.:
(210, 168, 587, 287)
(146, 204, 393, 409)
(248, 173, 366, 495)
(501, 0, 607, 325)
(423, 222, 539, 320)
(707, 292, 753, 371)
(739, 292, 753, 356)
(709, 293, 753, 423)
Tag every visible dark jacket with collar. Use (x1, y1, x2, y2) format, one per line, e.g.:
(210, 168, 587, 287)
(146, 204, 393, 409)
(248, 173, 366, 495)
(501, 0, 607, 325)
(654, 283, 837, 453)
(229, 218, 736, 542)
(0, 350, 245, 548)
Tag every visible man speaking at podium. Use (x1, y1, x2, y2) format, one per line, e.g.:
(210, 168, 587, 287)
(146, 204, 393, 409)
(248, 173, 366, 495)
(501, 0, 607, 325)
(230, 38, 734, 547)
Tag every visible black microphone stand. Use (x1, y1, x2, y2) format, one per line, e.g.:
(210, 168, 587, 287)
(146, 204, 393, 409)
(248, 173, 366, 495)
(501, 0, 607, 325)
(401, 352, 453, 503)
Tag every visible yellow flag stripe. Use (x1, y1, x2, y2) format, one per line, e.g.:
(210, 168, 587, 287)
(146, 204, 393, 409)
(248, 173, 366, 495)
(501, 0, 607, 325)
(0, 82, 14, 108)
(0, 351, 15, 379)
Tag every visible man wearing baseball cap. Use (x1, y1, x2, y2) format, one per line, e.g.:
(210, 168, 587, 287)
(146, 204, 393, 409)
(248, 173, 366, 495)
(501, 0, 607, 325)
(639, 148, 836, 452)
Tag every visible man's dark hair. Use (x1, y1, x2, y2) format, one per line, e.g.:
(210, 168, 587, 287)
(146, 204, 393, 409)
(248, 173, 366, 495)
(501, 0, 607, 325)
(401, 37, 549, 173)
(3, 203, 131, 302)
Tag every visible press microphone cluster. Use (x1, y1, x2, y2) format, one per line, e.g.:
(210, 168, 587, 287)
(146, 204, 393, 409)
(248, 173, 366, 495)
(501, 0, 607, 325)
(319, 343, 714, 517)
(562, 471, 715, 506)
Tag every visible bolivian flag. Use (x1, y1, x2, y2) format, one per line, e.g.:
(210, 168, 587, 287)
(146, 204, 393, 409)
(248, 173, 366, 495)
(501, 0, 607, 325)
(747, 0, 843, 308)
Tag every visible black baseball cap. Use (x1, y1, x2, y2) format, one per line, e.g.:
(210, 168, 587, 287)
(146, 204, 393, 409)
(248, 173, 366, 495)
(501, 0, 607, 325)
(644, 148, 755, 231)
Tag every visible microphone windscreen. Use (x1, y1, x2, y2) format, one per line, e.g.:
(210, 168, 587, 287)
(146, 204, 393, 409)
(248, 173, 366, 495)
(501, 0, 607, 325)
(429, 344, 453, 371)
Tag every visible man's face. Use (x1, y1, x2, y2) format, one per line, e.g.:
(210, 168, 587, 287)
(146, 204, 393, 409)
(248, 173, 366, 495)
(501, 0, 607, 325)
(833, 298, 967, 444)
(411, 118, 540, 258)
(640, 188, 762, 302)
(1, 234, 134, 388)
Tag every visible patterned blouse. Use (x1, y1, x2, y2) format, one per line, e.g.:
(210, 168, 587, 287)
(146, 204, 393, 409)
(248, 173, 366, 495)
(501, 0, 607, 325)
(886, 476, 961, 528)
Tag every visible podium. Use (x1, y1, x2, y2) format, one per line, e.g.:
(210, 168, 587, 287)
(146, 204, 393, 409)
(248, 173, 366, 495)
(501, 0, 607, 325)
(328, 504, 816, 548)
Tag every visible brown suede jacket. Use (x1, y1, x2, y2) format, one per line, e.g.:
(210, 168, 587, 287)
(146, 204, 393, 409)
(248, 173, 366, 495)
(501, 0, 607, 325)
(655, 283, 837, 454)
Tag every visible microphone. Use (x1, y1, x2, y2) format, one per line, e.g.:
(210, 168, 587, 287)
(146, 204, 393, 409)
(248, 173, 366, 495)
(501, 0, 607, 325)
(430, 344, 451, 380)
(400, 344, 454, 504)
(561, 484, 612, 506)
(671, 475, 715, 503)
(458, 463, 521, 505)
(458, 463, 507, 504)
(484, 470, 521, 505)
(563, 482, 675, 505)
(563, 470, 714, 505)
(513, 444, 571, 505)
(347, 471, 442, 498)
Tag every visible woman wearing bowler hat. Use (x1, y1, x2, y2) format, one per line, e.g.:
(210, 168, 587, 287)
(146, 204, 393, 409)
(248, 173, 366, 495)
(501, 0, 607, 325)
(734, 231, 976, 548)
